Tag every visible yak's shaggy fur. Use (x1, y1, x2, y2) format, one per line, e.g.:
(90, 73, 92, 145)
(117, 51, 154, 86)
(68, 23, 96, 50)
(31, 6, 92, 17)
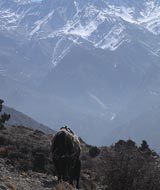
(51, 127, 81, 188)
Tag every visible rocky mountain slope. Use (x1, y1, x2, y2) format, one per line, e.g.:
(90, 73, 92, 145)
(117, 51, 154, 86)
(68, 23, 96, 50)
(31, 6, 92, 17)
(2, 105, 55, 134)
(1, 0, 160, 149)
(0, 124, 160, 190)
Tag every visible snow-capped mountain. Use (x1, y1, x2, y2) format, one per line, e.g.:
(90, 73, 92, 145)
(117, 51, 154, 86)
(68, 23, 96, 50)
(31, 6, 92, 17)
(1, 0, 160, 150)
(1, 0, 160, 65)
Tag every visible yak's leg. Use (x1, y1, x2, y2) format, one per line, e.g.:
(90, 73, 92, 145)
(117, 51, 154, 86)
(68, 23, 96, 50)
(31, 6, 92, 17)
(76, 159, 81, 189)
(56, 167, 62, 182)
(54, 160, 62, 183)
(76, 178, 79, 189)
(69, 169, 74, 187)
(68, 161, 74, 186)
(69, 168, 73, 185)
(58, 174, 61, 182)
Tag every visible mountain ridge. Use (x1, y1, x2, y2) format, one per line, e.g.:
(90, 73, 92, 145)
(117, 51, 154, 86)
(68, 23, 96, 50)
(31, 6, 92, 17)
(0, 0, 160, 150)
(2, 105, 55, 134)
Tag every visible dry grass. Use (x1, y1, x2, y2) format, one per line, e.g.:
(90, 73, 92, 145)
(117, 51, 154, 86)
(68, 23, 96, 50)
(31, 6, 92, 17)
(6, 182, 17, 190)
(55, 182, 77, 190)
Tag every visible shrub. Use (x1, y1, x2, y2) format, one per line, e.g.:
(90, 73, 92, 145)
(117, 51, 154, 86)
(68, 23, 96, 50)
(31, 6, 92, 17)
(89, 146, 100, 158)
(101, 141, 160, 190)
(0, 147, 8, 157)
(33, 152, 46, 172)
(19, 160, 31, 171)
(0, 99, 10, 129)
(139, 140, 149, 151)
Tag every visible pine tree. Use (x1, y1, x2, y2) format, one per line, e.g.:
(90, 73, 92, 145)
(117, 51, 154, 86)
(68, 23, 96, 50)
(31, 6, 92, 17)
(140, 140, 149, 151)
(0, 99, 10, 129)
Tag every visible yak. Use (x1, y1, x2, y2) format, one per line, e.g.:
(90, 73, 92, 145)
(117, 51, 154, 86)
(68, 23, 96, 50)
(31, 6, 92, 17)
(51, 126, 81, 189)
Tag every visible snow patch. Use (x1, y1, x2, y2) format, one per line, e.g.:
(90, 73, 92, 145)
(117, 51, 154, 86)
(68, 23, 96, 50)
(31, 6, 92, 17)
(96, 24, 128, 50)
(110, 113, 116, 121)
(88, 92, 107, 110)
(52, 37, 74, 67)
(30, 10, 54, 36)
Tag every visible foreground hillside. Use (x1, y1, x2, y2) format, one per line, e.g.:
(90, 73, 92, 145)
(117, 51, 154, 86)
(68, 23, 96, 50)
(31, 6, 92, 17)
(0, 125, 160, 190)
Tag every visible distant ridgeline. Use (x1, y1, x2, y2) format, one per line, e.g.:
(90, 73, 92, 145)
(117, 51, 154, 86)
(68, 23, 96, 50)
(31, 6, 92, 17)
(0, 99, 10, 129)
(2, 104, 55, 134)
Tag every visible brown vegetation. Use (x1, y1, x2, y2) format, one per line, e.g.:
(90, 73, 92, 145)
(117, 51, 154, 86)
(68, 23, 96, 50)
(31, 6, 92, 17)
(0, 125, 160, 190)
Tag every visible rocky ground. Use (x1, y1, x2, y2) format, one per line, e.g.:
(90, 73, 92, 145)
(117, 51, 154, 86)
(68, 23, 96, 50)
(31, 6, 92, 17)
(0, 158, 57, 190)
(0, 158, 82, 190)
(0, 125, 160, 190)
(0, 125, 98, 190)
